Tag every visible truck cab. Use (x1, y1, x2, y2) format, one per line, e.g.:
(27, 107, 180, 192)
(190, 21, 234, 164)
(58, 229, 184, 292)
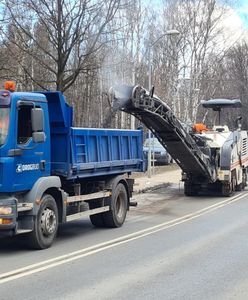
(0, 90, 50, 192)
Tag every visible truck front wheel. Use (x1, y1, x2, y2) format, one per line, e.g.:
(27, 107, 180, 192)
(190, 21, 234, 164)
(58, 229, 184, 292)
(28, 194, 58, 249)
(103, 183, 128, 228)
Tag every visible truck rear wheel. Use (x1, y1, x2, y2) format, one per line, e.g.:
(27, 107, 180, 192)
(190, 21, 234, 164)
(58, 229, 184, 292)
(89, 199, 105, 228)
(90, 214, 105, 227)
(28, 194, 58, 249)
(102, 183, 128, 228)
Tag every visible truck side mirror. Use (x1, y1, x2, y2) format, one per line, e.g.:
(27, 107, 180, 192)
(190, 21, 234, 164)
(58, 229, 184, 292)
(31, 108, 45, 143)
(31, 108, 44, 132)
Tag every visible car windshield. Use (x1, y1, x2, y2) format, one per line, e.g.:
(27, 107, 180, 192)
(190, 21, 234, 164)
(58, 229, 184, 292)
(144, 138, 162, 147)
(0, 108, 10, 145)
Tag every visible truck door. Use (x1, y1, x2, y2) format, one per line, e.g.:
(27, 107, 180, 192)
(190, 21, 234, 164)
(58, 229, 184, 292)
(14, 103, 48, 191)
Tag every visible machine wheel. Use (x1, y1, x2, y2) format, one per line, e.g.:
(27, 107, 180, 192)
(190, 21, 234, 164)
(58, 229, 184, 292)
(184, 182, 198, 196)
(28, 194, 58, 249)
(236, 183, 242, 191)
(102, 183, 128, 228)
(222, 181, 233, 197)
(242, 170, 247, 189)
(236, 172, 246, 191)
(89, 199, 105, 228)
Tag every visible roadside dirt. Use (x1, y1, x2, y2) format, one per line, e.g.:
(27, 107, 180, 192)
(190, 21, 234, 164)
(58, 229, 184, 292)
(132, 163, 182, 194)
(132, 163, 179, 178)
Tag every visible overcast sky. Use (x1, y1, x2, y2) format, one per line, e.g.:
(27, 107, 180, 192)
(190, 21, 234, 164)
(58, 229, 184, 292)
(149, 1, 248, 28)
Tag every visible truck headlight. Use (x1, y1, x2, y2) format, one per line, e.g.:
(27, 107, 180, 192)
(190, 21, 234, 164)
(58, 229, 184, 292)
(0, 206, 13, 215)
(0, 218, 13, 225)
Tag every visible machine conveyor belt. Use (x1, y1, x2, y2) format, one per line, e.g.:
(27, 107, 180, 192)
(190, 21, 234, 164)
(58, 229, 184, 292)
(114, 85, 214, 182)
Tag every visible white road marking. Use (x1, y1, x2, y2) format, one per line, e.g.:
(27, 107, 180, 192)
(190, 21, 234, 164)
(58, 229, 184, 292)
(0, 192, 247, 284)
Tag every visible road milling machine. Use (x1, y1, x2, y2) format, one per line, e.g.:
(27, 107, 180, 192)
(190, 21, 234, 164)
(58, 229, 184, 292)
(111, 85, 248, 196)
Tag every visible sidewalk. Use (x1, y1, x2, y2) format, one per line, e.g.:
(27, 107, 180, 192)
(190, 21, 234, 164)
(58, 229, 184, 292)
(132, 164, 182, 193)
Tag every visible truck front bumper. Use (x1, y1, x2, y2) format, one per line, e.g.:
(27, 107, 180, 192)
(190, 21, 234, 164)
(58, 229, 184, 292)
(0, 197, 17, 237)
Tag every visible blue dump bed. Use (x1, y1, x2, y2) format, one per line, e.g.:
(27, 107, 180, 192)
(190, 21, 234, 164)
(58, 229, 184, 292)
(51, 128, 144, 179)
(42, 91, 144, 180)
(71, 128, 144, 178)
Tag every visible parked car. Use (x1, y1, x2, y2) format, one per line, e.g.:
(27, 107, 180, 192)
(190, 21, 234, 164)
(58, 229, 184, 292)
(143, 137, 172, 165)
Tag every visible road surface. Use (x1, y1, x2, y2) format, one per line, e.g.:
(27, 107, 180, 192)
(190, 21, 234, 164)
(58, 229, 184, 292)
(0, 183, 248, 299)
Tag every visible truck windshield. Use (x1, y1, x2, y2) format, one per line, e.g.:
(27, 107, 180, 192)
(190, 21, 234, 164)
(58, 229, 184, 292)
(0, 108, 9, 145)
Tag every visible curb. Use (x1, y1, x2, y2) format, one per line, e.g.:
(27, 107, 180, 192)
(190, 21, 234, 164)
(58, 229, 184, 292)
(134, 182, 172, 194)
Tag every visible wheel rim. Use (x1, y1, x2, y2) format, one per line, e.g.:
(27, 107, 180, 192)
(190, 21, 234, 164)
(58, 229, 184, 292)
(41, 208, 57, 236)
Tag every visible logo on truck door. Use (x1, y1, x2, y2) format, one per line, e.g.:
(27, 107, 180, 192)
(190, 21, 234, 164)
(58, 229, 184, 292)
(16, 163, 39, 173)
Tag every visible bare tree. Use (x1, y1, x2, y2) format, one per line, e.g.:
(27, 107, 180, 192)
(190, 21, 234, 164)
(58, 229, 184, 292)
(155, 0, 234, 124)
(1, 0, 122, 92)
(0, 0, 245, 130)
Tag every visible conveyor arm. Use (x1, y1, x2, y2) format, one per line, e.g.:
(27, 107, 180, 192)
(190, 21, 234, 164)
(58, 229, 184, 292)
(113, 85, 215, 182)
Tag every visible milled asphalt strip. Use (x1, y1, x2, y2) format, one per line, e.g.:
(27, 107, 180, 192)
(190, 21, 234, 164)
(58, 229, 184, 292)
(0, 192, 247, 284)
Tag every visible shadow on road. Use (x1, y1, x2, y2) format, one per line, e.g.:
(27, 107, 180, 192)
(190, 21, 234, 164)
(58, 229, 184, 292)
(56, 219, 98, 241)
(0, 235, 28, 253)
(0, 219, 105, 252)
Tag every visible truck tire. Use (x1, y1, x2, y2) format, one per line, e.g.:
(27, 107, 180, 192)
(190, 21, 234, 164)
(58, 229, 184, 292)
(102, 183, 128, 228)
(90, 214, 105, 227)
(28, 194, 58, 249)
(89, 199, 105, 228)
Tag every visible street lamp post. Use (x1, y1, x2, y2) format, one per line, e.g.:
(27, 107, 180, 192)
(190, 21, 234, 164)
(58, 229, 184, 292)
(147, 29, 180, 178)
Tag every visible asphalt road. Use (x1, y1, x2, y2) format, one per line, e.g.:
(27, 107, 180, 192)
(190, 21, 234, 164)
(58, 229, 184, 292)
(1, 184, 248, 299)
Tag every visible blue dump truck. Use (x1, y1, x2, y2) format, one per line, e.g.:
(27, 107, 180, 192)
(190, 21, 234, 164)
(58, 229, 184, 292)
(0, 84, 144, 249)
